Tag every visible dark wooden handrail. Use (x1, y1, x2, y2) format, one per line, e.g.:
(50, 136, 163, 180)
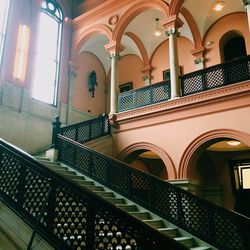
(58, 135, 250, 250)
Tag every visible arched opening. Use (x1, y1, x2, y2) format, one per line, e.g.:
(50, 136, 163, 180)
(122, 149, 168, 180)
(220, 31, 247, 62)
(188, 138, 250, 217)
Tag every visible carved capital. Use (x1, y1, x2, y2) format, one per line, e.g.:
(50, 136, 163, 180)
(194, 57, 205, 65)
(165, 29, 180, 37)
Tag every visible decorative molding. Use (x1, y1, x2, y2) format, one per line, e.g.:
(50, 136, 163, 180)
(116, 81, 250, 122)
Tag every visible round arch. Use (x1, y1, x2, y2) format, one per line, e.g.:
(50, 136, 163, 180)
(112, 0, 169, 44)
(71, 24, 112, 61)
(179, 129, 250, 179)
(118, 142, 177, 179)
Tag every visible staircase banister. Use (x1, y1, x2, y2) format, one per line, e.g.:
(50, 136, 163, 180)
(57, 135, 250, 250)
(58, 113, 109, 132)
(0, 138, 187, 250)
(57, 135, 250, 222)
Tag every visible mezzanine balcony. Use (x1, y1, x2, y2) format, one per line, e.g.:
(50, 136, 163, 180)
(118, 55, 250, 113)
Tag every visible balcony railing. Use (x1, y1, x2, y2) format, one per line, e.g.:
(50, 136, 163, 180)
(118, 80, 171, 112)
(181, 55, 250, 96)
(118, 55, 250, 112)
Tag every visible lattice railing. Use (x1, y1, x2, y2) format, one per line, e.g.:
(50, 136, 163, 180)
(0, 139, 185, 250)
(118, 80, 171, 112)
(58, 135, 250, 250)
(59, 114, 110, 144)
(117, 56, 250, 112)
(180, 55, 250, 96)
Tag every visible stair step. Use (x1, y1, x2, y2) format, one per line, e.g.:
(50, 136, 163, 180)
(174, 236, 194, 248)
(74, 180, 94, 186)
(83, 185, 104, 191)
(142, 219, 163, 229)
(106, 198, 126, 205)
(40, 161, 61, 166)
(158, 227, 179, 238)
(129, 212, 151, 220)
(93, 191, 114, 198)
(118, 204, 138, 212)
(190, 247, 211, 250)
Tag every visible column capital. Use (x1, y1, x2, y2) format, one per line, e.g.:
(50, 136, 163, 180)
(105, 41, 125, 55)
(242, 0, 250, 6)
(162, 15, 184, 31)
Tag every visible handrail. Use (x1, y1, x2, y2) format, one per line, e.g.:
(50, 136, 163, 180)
(58, 135, 250, 250)
(0, 138, 186, 250)
(58, 113, 111, 144)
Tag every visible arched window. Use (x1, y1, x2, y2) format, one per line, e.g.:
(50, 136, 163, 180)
(32, 0, 63, 105)
(0, 0, 10, 68)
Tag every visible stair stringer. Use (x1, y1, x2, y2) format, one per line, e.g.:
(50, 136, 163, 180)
(37, 157, 216, 250)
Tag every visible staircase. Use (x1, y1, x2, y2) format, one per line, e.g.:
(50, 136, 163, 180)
(37, 157, 213, 250)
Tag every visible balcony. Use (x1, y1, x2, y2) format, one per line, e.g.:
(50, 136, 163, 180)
(118, 55, 250, 113)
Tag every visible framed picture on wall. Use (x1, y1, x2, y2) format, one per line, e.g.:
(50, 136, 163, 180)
(119, 82, 133, 93)
(163, 69, 171, 81)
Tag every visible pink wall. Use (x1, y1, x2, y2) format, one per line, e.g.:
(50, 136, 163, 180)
(204, 12, 250, 67)
(151, 37, 196, 84)
(114, 81, 250, 180)
(118, 54, 144, 90)
(72, 51, 106, 115)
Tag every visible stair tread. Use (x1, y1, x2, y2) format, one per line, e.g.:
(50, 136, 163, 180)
(174, 236, 193, 240)
(190, 247, 211, 250)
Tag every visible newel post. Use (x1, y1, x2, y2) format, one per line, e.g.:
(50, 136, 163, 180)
(46, 115, 61, 162)
(51, 115, 61, 149)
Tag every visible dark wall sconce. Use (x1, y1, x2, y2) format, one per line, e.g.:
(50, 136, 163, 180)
(88, 70, 98, 97)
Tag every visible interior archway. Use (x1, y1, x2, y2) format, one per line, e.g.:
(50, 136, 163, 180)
(187, 138, 250, 216)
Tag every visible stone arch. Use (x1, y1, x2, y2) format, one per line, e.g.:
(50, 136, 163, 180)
(179, 129, 250, 179)
(113, 0, 169, 44)
(118, 142, 177, 179)
(169, 0, 184, 16)
(71, 24, 112, 61)
(124, 32, 150, 67)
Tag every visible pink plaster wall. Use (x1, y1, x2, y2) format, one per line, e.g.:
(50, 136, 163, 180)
(72, 51, 106, 115)
(113, 82, 250, 182)
(151, 37, 196, 84)
(204, 12, 250, 67)
(118, 54, 144, 90)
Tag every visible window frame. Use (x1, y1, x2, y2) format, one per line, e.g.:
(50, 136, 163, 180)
(32, 0, 63, 106)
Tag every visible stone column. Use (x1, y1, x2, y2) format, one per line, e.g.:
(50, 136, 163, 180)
(163, 16, 183, 99)
(105, 42, 124, 115)
(110, 53, 119, 114)
(243, 0, 250, 32)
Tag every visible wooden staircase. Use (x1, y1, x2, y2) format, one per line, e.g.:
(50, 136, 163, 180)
(37, 157, 214, 250)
